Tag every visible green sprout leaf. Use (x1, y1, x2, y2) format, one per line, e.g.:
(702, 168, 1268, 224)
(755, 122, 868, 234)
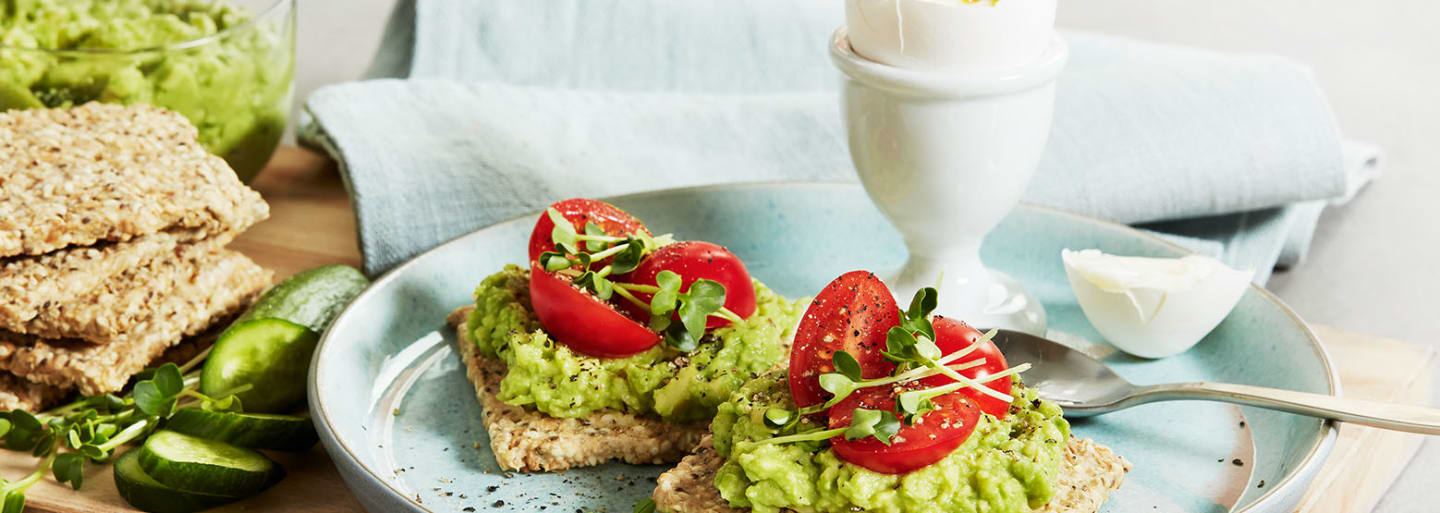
(584, 221, 609, 252)
(843, 409, 901, 445)
(651, 271, 683, 317)
(202, 394, 245, 413)
(763, 407, 795, 430)
(29, 432, 54, 458)
(818, 373, 857, 404)
(677, 279, 726, 340)
(610, 240, 646, 275)
(915, 338, 942, 361)
(907, 287, 938, 321)
(664, 323, 698, 352)
(80, 445, 107, 462)
(52, 453, 83, 490)
(132, 382, 175, 417)
(3, 489, 25, 513)
(153, 364, 183, 397)
(897, 389, 933, 417)
(0, 418, 11, 440)
(832, 350, 863, 381)
(547, 208, 579, 254)
(571, 271, 615, 301)
(634, 497, 657, 513)
(539, 251, 572, 272)
(882, 326, 920, 364)
(648, 314, 672, 333)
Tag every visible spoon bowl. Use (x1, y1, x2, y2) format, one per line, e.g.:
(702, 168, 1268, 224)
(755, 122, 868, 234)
(993, 329, 1440, 434)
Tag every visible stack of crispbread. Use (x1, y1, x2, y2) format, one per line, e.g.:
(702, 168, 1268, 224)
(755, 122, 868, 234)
(0, 103, 275, 411)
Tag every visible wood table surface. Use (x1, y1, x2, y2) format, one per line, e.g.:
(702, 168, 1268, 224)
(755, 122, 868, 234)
(6, 147, 1432, 512)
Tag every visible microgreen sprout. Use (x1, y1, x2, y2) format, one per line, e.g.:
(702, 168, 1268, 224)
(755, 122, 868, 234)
(543, 208, 743, 353)
(0, 348, 245, 511)
(747, 407, 902, 448)
(754, 288, 1029, 450)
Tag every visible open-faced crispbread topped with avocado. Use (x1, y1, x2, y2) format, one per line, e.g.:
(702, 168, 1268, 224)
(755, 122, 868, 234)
(650, 271, 1130, 513)
(448, 198, 809, 472)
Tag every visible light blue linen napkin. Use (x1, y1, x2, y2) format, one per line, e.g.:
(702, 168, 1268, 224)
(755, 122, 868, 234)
(303, 0, 1378, 281)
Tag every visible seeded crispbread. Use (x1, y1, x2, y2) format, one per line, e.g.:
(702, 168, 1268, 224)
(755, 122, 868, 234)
(653, 436, 1131, 513)
(0, 371, 70, 412)
(0, 103, 268, 259)
(0, 228, 251, 331)
(2, 233, 234, 343)
(448, 306, 708, 473)
(0, 249, 272, 396)
(0, 334, 219, 413)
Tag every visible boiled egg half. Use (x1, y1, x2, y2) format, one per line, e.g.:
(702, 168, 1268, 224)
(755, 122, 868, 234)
(1062, 249, 1254, 359)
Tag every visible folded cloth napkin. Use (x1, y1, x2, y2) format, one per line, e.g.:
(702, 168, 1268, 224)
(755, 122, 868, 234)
(303, 0, 1379, 282)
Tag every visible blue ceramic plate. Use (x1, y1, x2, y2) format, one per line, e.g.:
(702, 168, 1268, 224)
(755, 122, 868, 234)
(310, 183, 1336, 513)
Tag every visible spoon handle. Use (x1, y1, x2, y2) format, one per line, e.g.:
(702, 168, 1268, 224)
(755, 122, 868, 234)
(1132, 382, 1440, 435)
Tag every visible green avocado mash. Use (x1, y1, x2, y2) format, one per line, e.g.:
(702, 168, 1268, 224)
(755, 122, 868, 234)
(0, 0, 294, 182)
(711, 371, 1070, 513)
(464, 265, 808, 423)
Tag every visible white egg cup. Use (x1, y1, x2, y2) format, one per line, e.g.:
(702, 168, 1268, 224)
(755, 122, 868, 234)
(829, 29, 1068, 335)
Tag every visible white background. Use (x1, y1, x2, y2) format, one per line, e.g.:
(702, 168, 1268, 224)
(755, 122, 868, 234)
(292, 1, 1439, 509)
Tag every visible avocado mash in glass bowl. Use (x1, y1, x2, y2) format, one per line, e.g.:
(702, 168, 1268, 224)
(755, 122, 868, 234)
(0, 0, 296, 183)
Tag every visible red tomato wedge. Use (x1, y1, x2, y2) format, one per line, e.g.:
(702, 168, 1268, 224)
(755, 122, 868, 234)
(527, 198, 650, 263)
(787, 271, 901, 409)
(923, 316, 1013, 419)
(527, 262, 660, 357)
(616, 241, 757, 330)
(829, 383, 983, 474)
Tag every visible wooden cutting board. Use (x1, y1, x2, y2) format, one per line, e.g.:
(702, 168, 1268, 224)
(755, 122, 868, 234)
(5, 147, 1433, 512)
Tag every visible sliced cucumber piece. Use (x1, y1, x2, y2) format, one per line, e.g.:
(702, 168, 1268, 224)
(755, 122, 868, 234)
(114, 449, 240, 513)
(201, 318, 317, 413)
(235, 264, 369, 333)
(137, 430, 284, 497)
(165, 409, 318, 452)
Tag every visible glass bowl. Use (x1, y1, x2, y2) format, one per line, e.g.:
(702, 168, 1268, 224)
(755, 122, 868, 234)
(0, 0, 297, 183)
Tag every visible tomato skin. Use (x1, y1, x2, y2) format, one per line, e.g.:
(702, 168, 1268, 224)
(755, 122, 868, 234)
(527, 198, 649, 263)
(828, 384, 983, 474)
(527, 262, 660, 357)
(923, 316, 1012, 419)
(616, 241, 757, 330)
(787, 271, 902, 409)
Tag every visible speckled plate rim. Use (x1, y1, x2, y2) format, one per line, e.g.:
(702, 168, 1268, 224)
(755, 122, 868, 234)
(309, 181, 1340, 513)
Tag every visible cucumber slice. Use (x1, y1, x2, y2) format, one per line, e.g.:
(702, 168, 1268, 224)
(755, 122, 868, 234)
(137, 430, 284, 497)
(114, 449, 241, 513)
(201, 264, 368, 413)
(165, 409, 318, 452)
(235, 264, 368, 333)
(201, 318, 317, 413)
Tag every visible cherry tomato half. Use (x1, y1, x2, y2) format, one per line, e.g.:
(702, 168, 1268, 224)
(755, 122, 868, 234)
(616, 241, 757, 330)
(829, 383, 982, 474)
(922, 316, 1013, 419)
(527, 198, 650, 263)
(527, 262, 660, 357)
(788, 271, 901, 409)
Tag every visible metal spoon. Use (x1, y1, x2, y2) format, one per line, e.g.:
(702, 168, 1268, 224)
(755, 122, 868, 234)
(993, 329, 1440, 435)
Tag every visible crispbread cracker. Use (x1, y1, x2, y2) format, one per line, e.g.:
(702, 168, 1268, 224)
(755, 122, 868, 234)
(0, 249, 272, 395)
(0, 227, 246, 329)
(0, 334, 219, 413)
(4, 234, 234, 343)
(0, 372, 70, 412)
(448, 306, 707, 473)
(0, 103, 268, 258)
(653, 437, 1131, 513)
